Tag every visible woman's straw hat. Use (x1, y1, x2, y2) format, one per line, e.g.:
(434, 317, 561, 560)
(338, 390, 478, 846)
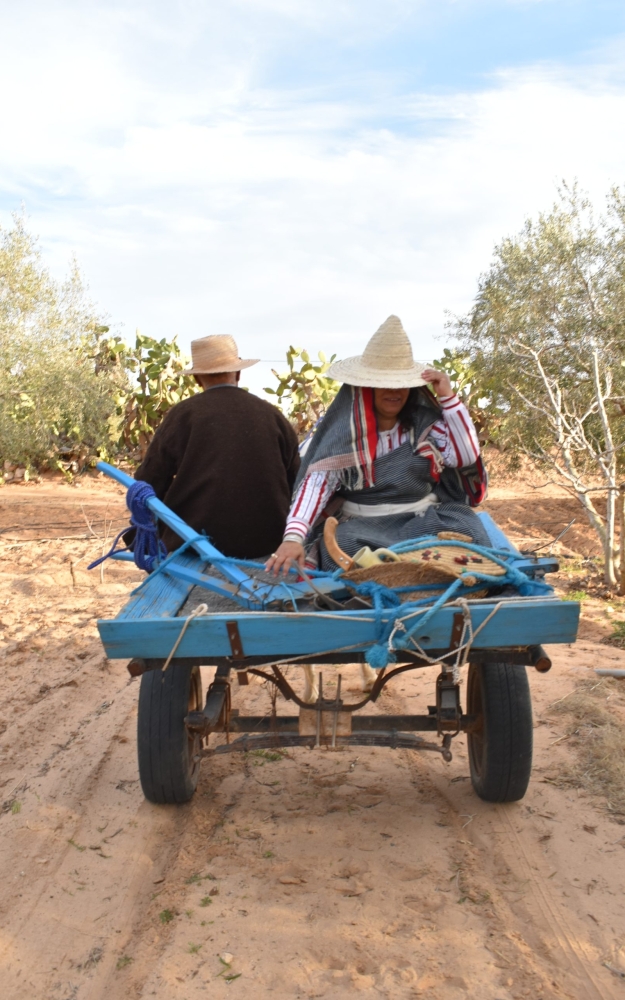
(326, 315, 426, 388)
(184, 335, 259, 375)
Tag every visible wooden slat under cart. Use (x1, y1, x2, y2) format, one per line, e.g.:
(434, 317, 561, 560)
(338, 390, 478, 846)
(94, 462, 579, 806)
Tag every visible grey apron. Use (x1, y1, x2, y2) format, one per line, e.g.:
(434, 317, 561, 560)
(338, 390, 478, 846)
(318, 441, 490, 571)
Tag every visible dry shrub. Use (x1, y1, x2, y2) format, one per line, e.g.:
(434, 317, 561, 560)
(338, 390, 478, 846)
(603, 620, 625, 649)
(549, 678, 625, 815)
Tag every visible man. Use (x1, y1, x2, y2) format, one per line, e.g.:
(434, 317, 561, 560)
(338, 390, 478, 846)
(135, 334, 300, 558)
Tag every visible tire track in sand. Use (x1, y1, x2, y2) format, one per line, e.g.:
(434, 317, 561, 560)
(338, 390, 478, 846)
(0, 673, 191, 1000)
(494, 803, 619, 1000)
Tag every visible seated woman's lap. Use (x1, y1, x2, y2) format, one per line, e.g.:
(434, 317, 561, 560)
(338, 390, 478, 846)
(319, 503, 491, 571)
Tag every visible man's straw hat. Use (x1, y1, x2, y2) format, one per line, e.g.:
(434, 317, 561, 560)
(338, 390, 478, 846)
(184, 335, 259, 375)
(327, 315, 426, 388)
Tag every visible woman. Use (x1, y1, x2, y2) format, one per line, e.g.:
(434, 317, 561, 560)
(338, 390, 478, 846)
(267, 315, 489, 576)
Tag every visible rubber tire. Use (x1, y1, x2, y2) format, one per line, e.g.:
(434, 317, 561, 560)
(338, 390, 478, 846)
(137, 664, 202, 804)
(466, 660, 533, 803)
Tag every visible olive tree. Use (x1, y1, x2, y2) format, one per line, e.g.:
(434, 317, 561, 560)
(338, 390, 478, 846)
(0, 214, 116, 472)
(452, 185, 625, 586)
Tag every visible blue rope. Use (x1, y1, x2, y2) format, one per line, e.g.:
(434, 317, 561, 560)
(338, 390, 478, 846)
(207, 555, 331, 578)
(88, 480, 167, 573)
(334, 538, 554, 669)
(87, 527, 133, 571)
(127, 539, 197, 596)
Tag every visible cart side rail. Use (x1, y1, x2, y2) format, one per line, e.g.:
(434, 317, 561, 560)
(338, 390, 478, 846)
(98, 596, 579, 661)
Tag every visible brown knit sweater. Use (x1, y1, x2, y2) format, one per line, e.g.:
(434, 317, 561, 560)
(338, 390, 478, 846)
(135, 386, 300, 557)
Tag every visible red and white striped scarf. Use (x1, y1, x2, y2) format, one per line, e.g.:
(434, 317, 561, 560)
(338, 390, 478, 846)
(295, 385, 440, 492)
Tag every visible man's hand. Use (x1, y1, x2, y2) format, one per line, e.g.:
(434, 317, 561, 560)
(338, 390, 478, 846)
(266, 540, 306, 576)
(421, 368, 454, 398)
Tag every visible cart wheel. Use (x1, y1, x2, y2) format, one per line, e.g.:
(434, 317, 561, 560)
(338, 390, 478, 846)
(466, 661, 533, 803)
(137, 664, 203, 804)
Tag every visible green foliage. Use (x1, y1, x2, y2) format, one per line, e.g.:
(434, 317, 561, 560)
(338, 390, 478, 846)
(609, 619, 625, 647)
(450, 183, 625, 584)
(451, 184, 625, 465)
(432, 348, 500, 445)
(264, 347, 339, 440)
(105, 331, 200, 460)
(0, 213, 202, 474)
(0, 214, 119, 474)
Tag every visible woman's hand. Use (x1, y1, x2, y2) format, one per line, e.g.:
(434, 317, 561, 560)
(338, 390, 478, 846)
(265, 540, 306, 576)
(421, 368, 453, 398)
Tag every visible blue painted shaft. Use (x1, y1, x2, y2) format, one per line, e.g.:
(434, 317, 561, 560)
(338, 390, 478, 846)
(477, 512, 520, 554)
(96, 461, 253, 590)
(96, 460, 347, 605)
(97, 462, 135, 489)
(163, 563, 265, 609)
(163, 562, 347, 603)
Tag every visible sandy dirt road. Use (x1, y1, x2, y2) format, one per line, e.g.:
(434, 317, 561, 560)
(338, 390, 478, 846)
(0, 478, 624, 999)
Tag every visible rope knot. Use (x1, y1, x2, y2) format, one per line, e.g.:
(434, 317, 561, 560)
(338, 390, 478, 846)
(88, 479, 166, 573)
(126, 480, 168, 572)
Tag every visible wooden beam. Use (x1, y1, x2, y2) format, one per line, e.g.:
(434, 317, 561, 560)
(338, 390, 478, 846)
(117, 551, 207, 621)
(98, 598, 580, 660)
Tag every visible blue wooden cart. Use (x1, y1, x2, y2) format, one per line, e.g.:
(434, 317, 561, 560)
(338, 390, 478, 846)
(94, 462, 579, 806)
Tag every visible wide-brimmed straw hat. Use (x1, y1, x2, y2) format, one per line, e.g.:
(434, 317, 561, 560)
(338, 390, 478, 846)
(184, 335, 259, 374)
(326, 315, 426, 388)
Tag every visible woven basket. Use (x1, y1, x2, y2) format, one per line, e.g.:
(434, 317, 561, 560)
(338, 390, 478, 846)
(343, 561, 448, 602)
(386, 541, 505, 588)
(324, 517, 506, 592)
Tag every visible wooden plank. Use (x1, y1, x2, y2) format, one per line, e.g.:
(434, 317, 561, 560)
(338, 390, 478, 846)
(98, 598, 580, 660)
(116, 551, 208, 621)
(509, 557, 559, 575)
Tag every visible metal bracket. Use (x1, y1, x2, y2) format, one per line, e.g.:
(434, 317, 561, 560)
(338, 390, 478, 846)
(185, 664, 232, 735)
(449, 612, 465, 650)
(226, 620, 245, 659)
(298, 672, 351, 747)
(435, 671, 462, 735)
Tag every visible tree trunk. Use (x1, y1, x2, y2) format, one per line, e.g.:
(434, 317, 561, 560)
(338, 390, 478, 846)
(619, 488, 625, 596)
(605, 487, 617, 586)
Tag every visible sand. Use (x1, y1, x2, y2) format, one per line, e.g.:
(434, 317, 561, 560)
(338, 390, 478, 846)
(0, 474, 624, 999)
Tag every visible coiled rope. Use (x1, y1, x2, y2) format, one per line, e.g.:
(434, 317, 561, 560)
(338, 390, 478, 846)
(88, 480, 167, 573)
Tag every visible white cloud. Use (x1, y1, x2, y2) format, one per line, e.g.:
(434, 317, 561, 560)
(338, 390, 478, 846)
(0, 3, 624, 398)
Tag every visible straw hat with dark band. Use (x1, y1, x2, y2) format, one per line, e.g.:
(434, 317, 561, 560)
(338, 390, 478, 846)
(184, 335, 259, 375)
(326, 315, 426, 388)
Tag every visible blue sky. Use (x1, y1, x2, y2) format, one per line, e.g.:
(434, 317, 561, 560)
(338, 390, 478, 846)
(1, 0, 624, 394)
